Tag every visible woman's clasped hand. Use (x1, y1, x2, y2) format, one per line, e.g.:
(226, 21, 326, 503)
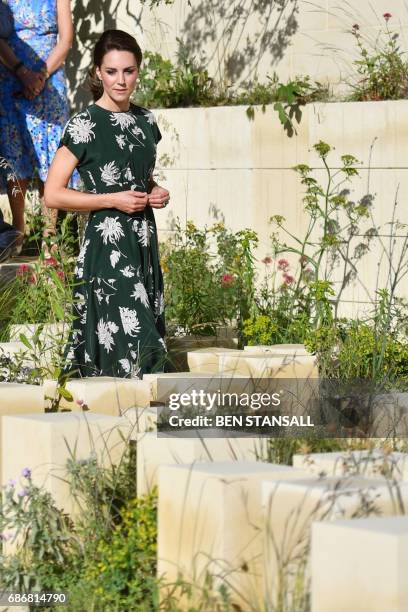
(109, 186, 170, 214)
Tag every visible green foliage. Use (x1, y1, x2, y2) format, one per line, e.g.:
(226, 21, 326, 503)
(70, 491, 158, 611)
(161, 221, 258, 339)
(348, 17, 408, 101)
(0, 215, 76, 334)
(0, 471, 78, 593)
(135, 48, 216, 109)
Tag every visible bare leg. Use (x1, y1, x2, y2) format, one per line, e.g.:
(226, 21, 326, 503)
(7, 177, 29, 244)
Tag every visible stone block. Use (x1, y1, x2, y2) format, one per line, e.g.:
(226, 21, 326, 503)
(1, 412, 131, 515)
(143, 371, 253, 403)
(243, 344, 310, 356)
(0, 383, 44, 485)
(262, 476, 408, 608)
(293, 450, 408, 480)
(137, 432, 262, 496)
(187, 347, 239, 374)
(246, 355, 318, 379)
(158, 461, 312, 610)
(311, 516, 408, 612)
(43, 376, 150, 414)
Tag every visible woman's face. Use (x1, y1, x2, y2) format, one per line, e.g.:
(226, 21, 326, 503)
(96, 49, 139, 104)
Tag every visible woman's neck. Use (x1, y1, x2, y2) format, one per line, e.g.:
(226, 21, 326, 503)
(94, 94, 131, 112)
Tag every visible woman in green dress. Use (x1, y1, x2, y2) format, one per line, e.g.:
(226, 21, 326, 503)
(44, 30, 169, 377)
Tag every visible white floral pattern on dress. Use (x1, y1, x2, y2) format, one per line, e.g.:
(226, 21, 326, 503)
(119, 358, 131, 373)
(110, 250, 121, 268)
(100, 161, 122, 186)
(131, 282, 150, 308)
(97, 319, 119, 352)
(143, 110, 155, 125)
(110, 112, 136, 130)
(120, 265, 135, 278)
(95, 217, 124, 245)
(119, 307, 141, 337)
(67, 115, 96, 144)
(116, 134, 126, 149)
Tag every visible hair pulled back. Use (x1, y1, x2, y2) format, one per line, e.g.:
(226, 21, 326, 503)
(87, 29, 143, 101)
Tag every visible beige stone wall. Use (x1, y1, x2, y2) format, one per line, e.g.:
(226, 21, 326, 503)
(67, 0, 408, 109)
(153, 100, 408, 316)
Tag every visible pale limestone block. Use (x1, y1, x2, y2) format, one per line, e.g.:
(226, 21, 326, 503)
(143, 371, 252, 403)
(245, 354, 318, 379)
(0, 382, 43, 412)
(262, 476, 408, 608)
(293, 450, 408, 480)
(187, 347, 239, 374)
(0, 383, 44, 485)
(311, 516, 408, 612)
(243, 344, 310, 356)
(1, 412, 130, 515)
(123, 406, 158, 438)
(43, 377, 150, 414)
(218, 351, 252, 375)
(9, 322, 68, 346)
(137, 432, 262, 496)
(158, 461, 313, 610)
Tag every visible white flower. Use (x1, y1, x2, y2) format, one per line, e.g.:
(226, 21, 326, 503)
(155, 291, 165, 315)
(75, 266, 84, 279)
(132, 126, 145, 139)
(143, 110, 155, 125)
(67, 116, 96, 144)
(134, 219, 154, 247)
(94, 288, 103, 304)
(100, 161, 121, 186)
(131, 282, 150, 308)
(120, 265, 135, 278)
(110, 112, 136, 130)
(95, 217, 124, 245)
(123, 167, 134, 181)
(116, 134, 126, 149)
(78, 239, 90, 264)
(66, 347, 75, 361)
(110, 250, 121, 268)
(119, 358, 131, 373)
(119, 307, 141, 337)
(96, 319, 119, 352)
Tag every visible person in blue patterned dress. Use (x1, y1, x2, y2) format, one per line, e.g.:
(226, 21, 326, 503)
(0, 0, 73, 251)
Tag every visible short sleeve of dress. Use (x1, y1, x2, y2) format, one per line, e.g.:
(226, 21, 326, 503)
(58, 116, 88, 164)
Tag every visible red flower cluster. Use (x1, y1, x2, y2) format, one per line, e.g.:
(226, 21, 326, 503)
(277, 258, 290, 271)
(221, 273, 234, 286)
(16, 263, 36, 285)
(262, 256, 273, 265)
(283, 273, 295, 285)
(383, 12, 392, 21)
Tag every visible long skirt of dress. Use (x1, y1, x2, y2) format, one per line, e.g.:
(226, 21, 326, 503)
(63, 206, 166, 378)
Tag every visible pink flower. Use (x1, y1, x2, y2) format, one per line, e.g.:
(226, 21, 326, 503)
(299, 255, 308, 268)
(277, 258, 290, 271)
(383, 12, 392, 21)
(262, 256, 273, 265)
(283, 273, 295, 285)
(57, 270, 65, 281)
(44, 256, 58, 267)
(221, 273, 234, 286)
(76, 398, 84, 407)
(16, 264, 30, 277)
(28, 274, 36, 285)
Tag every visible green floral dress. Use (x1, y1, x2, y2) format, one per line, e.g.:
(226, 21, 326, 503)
(60, 103, 166, 378)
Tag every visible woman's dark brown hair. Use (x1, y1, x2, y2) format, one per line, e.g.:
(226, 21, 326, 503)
(88, 29, 143, 101)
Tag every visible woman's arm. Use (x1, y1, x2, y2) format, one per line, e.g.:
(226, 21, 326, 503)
(45, 146, 149, 214)
(43, 0, 73, 77)
(0, 39, 44, 98)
